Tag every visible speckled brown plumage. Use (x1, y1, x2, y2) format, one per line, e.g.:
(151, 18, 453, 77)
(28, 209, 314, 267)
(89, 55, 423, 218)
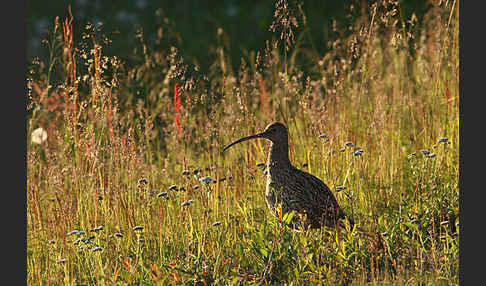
(224, 122, 353, 229)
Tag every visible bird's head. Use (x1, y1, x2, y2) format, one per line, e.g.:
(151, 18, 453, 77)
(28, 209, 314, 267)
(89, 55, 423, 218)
(223, 122, 288, 151)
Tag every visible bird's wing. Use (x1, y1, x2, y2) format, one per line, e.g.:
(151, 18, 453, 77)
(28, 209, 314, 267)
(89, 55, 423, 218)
(290, 168, 342, 220)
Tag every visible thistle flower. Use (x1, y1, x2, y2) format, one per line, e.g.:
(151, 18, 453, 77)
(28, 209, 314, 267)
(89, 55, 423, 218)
(31, 127, 47, 144)
(74, 237, 87, 245)
(157, 192, 168, 198)
(199, 176, 213, 184)
(67, 230, 79, 236)
(438, 137, 449, 143)
(181, 200, 194, 207)
(319, 134, 330, 142)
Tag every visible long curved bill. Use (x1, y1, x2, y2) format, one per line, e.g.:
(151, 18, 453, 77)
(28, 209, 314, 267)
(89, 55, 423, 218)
(223, 133, 264, 151)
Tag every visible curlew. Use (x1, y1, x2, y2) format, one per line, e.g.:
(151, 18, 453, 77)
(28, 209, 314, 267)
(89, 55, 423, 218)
(223, 122, 354, 229)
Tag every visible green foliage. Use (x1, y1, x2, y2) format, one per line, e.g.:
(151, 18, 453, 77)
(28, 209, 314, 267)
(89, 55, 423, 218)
(26, 0, 459, 284)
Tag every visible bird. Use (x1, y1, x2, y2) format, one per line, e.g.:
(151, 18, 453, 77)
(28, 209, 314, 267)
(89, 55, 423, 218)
(223, 121, 354, 230)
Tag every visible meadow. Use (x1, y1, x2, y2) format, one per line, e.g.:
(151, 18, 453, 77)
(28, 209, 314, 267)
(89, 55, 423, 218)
(27, 1, 459, 284)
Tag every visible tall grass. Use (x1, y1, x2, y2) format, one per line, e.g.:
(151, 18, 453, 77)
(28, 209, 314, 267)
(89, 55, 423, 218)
(27, 0, 458, 284)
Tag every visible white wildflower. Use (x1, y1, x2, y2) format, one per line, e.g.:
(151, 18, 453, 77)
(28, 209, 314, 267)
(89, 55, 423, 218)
(31, 127, 47, 144)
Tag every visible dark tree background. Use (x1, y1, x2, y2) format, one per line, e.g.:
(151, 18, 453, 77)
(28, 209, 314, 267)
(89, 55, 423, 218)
(27, 0, 430, 73)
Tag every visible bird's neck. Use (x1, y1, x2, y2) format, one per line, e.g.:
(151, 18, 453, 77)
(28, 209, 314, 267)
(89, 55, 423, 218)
(267, 140, 291, 166)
